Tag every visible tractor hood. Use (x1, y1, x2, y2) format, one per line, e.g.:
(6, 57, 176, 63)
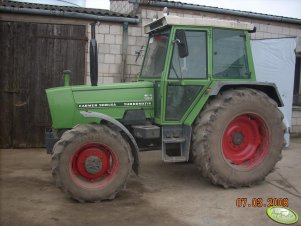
(46, 81, 154, 129)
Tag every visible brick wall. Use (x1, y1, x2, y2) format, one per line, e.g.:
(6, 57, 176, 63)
(86, 22, 123, 84)
(86, 21, 147, 84)
(126, 25, 147, 79)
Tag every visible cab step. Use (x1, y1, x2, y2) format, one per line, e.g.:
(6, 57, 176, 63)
(163, 137, 186, 143)
(162, 125, 192, 163)
(162, 156, 187, 162)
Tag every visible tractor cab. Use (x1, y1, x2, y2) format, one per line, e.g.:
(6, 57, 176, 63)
(139, 16, 256, 125)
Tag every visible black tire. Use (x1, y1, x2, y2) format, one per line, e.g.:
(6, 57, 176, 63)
(52, 124, 133, 202)
(192, 88, 285, 188)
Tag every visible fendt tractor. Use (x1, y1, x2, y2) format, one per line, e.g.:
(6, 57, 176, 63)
(46, 15, 285, 202)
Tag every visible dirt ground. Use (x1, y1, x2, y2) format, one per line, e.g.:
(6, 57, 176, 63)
(0, 138, 301, 226)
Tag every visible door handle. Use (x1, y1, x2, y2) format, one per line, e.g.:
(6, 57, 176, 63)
(15, 101, 28, 107)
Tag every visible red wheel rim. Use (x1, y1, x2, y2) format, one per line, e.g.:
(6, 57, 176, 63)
(70, 143, 119, 189)
(222, 114, 270, 169)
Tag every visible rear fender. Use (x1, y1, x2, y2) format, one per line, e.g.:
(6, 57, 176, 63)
(209, 81, 284, 107)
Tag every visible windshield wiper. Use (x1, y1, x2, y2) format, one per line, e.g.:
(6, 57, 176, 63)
(135, 46, 144, 62)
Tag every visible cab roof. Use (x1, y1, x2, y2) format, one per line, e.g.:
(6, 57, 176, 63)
(144, 15, 255, 33)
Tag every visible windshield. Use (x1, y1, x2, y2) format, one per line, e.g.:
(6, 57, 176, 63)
(141, 29, 170, 78)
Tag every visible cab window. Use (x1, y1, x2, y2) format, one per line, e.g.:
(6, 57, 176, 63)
(141, 29, 170, 78)
(213, 29, 250, 78)
(169, 31, 207, 79)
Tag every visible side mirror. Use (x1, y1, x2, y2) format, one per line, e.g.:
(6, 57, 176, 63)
(175, 30, 188, 58)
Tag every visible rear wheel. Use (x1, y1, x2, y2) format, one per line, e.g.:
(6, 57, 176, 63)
(52, 124, 133, 202)
(192, 88, 285, 187)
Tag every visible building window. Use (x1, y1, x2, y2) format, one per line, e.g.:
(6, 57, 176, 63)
(293, 56, 301, 106)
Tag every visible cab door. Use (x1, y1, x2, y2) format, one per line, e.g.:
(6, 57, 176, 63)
(162, 28, 211, 124)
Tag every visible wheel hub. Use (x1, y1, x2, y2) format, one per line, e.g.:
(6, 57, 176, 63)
(84, 156, 103, 174)
(72, 145, 112, 181)
(232, 132, 244, 145)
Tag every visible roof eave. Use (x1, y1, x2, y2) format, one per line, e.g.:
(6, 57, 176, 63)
(0, 5, 139, 24)
(130, 0, 301, 25)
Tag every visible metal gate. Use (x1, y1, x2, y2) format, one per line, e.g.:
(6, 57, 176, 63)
(0, 21, 86, 148)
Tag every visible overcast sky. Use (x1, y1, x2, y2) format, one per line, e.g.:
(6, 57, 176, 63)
(86, 0, 301, 19)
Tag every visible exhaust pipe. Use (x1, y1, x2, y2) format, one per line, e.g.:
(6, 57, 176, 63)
(90, 23, 98, 86)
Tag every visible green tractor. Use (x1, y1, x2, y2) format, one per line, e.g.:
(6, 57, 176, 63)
(46, 15, 285, 202)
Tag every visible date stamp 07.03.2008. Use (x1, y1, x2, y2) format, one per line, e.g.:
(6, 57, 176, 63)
(236, 197, 288, 208)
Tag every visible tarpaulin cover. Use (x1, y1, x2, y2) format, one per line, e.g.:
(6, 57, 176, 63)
(251, 38, 296, 146)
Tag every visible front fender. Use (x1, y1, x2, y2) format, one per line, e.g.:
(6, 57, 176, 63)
(80, 111, 139, 174)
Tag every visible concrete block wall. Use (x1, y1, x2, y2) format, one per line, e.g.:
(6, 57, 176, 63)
(86, 22, 124, 84)
(85, 22, 147, 84)
(291, 109, 301, 133)
(125, 26, 147, 81)
(251, 22, 301, 52)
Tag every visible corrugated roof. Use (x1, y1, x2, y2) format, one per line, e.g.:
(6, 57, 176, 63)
(132, 0, 301, 25)
(1, 0, 137, 18)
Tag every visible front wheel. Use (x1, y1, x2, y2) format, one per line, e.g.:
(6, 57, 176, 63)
(192, 88, 285, 188)
(52, 124, 133, 202)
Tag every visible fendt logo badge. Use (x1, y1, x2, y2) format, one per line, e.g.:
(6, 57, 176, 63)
(144, 94, 153, 101)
